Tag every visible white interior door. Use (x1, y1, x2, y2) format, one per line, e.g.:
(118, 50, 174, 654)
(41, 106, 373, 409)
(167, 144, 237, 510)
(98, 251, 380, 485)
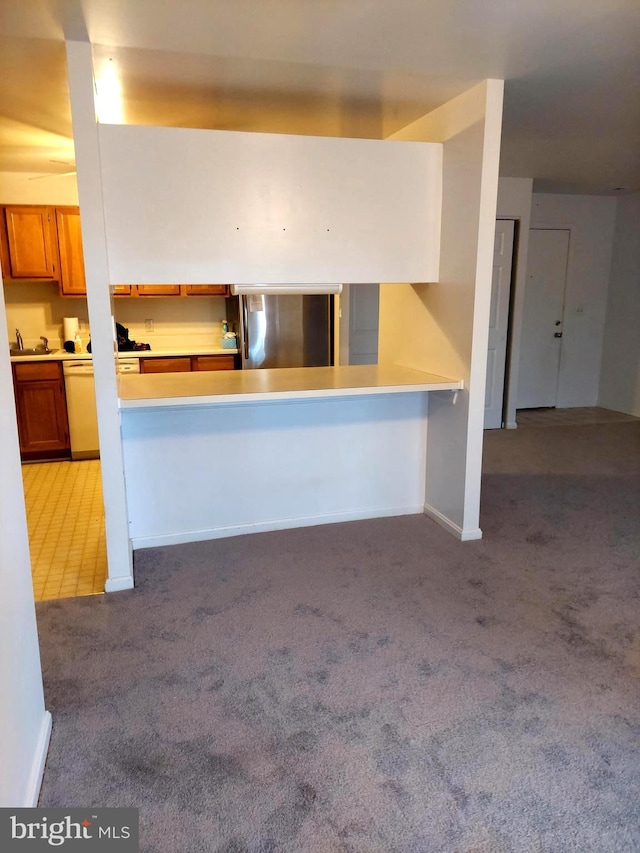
(484, 220, 515, 429)
(517, 229, 570, 409)
(348, 283, 380, 365)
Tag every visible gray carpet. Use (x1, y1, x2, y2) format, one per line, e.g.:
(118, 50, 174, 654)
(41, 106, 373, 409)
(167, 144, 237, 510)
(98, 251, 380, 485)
(36, 421, 640, 852)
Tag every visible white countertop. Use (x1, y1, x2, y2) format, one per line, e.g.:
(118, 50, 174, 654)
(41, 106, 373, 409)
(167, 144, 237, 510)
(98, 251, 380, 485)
(118, 364, 463, 409)
(9, 346, 238, 363)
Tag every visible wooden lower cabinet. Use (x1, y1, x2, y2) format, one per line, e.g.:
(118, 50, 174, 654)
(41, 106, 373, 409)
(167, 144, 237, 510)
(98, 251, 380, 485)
(140, 357, 192, 374)
(139, 354, 237, 374)
(192, 355, 236, 371)
(13, 361, 70, 460)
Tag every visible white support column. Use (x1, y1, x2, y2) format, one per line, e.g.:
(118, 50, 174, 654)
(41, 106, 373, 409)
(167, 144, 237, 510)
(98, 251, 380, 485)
(379, 80, 505, 539)
(65, 40, 133, 591)
(462, 80, 505, 532)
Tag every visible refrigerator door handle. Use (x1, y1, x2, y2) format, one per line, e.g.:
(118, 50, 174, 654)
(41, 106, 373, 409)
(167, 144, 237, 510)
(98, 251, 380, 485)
(242, 295, 249, 361)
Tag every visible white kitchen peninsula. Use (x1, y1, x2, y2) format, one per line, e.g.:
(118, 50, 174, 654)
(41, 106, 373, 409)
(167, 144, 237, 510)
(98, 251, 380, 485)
(66, 34, 503, 589)
(118, 365, 462, 549)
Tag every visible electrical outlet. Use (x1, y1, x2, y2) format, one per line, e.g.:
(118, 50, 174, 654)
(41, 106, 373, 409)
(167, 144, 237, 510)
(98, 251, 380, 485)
(145, 319, 154, 332)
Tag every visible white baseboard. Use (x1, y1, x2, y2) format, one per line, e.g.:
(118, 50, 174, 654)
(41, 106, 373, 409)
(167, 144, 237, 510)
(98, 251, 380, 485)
(104, 575, 134, 593)
(424, 503, 483, 541)
(131, 504, 424, 550)
(505, 421, 518, 430)
(24, 711, 52, 807)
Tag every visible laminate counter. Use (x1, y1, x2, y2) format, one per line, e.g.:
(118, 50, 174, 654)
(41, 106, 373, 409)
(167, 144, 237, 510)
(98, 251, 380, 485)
(9, 345, 238, 364)
(118, 364, 462, 409)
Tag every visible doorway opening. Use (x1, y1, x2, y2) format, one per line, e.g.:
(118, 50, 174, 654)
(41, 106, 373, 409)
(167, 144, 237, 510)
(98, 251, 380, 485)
(5, 281, 107, 601)
(22, 460, 106, 600)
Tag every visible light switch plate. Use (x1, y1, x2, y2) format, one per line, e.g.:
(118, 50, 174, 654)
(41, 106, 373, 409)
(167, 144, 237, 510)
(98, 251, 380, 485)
(145, 319, 154, 332)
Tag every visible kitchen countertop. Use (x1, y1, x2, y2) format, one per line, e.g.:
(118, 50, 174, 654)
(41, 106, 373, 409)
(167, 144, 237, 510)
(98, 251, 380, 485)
(118, 364, 463, 409)
(9, 346, 238, 363)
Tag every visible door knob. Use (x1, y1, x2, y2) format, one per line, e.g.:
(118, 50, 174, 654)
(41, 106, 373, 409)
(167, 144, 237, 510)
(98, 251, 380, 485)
(554, 332, 563, 338)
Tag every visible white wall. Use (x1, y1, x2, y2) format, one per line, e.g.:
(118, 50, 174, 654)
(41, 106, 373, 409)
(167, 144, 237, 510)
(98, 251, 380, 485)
(598, 193, 640, 416)
(122, 394, 428, 548)
(3, 283, 228, 353)
(4, 282, 89, 350)
(0, 172, 56, 809)
(379, 80, 504, 539)
(98, 124, 442, 285)
(0, 172, 79, 205)
(528, 193, 617, 407)
(496, 177, 533, 428)
(113, 295, 227, 351)
(0, 287, 51, 806)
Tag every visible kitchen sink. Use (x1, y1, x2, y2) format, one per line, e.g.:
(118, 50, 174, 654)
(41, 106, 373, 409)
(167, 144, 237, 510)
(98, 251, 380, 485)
(10, 348, 59, 356)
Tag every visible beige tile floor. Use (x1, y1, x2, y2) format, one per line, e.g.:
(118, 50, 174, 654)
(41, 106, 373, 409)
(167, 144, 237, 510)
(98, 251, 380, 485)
(21, 460, 106, 601)
(516, 406, 639, 428)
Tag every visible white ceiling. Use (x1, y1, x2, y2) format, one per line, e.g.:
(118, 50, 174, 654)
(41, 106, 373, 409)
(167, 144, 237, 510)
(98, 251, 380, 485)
(0, 0, 638, 194)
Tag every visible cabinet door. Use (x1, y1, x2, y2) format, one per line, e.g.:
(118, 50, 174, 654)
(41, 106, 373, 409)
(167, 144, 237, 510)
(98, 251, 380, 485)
(192, 355, 236, 371)
(139, 357, 192, 373)
(56, 207, 87, 295)
(136, 284, 181, 296)
(184, 285, 229, 296)
(3, 206, 57, 278)
(13, 362, 70, 459)
(112, 285, 132, 296)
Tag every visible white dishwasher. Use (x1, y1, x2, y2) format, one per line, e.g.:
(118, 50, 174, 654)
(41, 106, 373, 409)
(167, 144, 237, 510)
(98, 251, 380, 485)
(63, 358, 140, 459)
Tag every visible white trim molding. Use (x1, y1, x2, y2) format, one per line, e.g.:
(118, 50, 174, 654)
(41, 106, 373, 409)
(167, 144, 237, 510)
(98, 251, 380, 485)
(24, 711, 52, 807)
(424, 503, 483, 541)
(131, 504, 425, 550)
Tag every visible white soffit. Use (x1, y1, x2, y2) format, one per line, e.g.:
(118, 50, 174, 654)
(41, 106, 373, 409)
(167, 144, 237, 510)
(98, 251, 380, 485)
(98, 124, 442, 285)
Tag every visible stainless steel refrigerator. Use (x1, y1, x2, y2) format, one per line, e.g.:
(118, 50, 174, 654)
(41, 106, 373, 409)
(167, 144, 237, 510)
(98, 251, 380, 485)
(234, 293, 334, 369)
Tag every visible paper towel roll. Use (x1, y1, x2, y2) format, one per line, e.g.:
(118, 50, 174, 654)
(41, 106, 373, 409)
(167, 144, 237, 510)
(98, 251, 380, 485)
(63, 317, 79, 342)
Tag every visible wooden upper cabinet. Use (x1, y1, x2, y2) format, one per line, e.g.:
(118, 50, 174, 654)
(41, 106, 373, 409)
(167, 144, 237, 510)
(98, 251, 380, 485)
(136, 284, 181, 296)
(112, 285, 132, 296)
(56, 207, 87, 296)
(3, 205, 58, 279)
(0, 203, 231, 295)
(184, 285, 229, 296)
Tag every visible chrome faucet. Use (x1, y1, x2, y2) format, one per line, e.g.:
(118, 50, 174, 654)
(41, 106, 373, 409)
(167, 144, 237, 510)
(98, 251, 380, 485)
(15, 328, 24, 350)
(40, 336, 50, 353)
